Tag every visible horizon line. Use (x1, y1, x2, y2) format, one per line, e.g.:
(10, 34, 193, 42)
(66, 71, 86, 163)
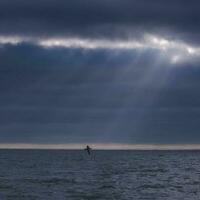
(0, 143, 200, 150)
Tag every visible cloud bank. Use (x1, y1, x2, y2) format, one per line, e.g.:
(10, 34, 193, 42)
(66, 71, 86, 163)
(0, 0, 200, 144)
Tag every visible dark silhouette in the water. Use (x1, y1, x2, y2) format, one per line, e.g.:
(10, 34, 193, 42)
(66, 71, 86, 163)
(84, 145, 92, 155)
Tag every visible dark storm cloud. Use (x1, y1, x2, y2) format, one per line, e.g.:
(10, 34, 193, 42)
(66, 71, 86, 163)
(0, 0, 200, 144)
(0, 43, 200, 143)
(0, 0, 199, 44)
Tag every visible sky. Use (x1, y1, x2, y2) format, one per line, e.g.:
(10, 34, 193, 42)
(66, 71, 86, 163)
(0, 0, 200, 146)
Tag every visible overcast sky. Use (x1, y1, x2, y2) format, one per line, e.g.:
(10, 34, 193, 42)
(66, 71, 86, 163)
(0, 0, 200, 144)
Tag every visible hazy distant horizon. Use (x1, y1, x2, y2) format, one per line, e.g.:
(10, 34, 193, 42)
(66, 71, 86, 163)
(1, 143, 200, 150)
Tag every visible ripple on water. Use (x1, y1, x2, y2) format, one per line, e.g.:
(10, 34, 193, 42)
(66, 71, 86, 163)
(0, 150, 200, 200)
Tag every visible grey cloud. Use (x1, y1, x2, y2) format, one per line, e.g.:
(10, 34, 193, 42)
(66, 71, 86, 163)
(0, 0, 200, 144)
(0, 44, 200, 143)
(0, 0, 199, 44)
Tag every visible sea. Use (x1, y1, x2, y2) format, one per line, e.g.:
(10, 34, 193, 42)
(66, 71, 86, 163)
(0, 150, 199, 200)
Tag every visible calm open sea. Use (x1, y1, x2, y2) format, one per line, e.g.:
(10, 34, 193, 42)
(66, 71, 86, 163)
(0, 150, 199, 200)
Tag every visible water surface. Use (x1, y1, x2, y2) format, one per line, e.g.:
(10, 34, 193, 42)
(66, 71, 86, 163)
(0, 150, 199, 200)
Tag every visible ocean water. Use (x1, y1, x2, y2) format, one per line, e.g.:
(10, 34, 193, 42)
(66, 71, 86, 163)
(0, 150, 200, 200)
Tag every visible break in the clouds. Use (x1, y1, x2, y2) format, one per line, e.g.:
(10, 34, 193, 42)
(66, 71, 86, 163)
(0, 34, 200, 64)
(0, 0, 200, 145)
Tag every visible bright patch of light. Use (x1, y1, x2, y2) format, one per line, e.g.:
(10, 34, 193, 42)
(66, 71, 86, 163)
(39, 38, 144, 49)
(171, 55, 181, 64)
(0, 36, 24, 45)
(187, 47, 195, 54)
(146, 35, 170, 50)
(0, 34, 200, 64)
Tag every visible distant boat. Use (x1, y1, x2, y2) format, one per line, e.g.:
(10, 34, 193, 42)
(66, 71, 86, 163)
(84, 145, 92, 155)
